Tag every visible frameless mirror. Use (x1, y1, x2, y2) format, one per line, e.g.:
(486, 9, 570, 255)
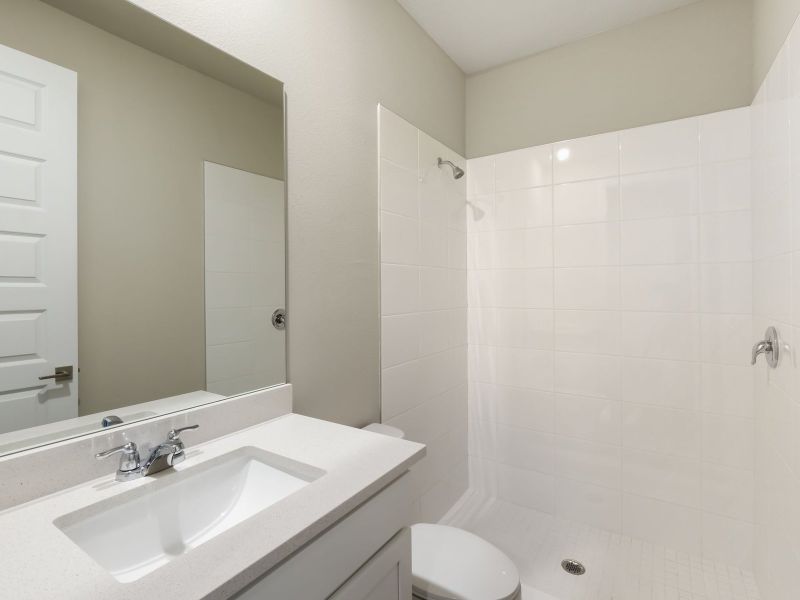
(0, 0, 286, 455)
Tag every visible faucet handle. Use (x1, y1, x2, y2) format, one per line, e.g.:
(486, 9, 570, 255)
(96, 442, 140, 474)
(167, 424, 199, 443)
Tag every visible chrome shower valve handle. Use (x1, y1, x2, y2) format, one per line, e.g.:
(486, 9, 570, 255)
(751, 326, 780, 368)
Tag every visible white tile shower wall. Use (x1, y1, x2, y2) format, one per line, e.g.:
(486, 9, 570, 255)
(204, 164, 286, 396)
(378, 106, 468, 522)
(752, 15, 800, 600)
(467, 108, 755, 569)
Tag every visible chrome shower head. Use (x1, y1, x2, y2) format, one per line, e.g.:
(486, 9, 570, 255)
(438, 157, 464, 180)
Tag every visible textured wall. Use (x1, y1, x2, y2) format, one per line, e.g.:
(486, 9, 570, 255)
(466, 0, 752, 158)
(125, 0, 466, 426)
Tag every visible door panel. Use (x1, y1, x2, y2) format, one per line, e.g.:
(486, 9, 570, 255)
(0, 43, 77, 433)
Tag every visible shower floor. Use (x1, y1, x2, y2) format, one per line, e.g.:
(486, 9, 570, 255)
(440, 493, 761, 600)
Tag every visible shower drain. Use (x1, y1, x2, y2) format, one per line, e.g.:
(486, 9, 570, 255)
(561, 558, 586, 576)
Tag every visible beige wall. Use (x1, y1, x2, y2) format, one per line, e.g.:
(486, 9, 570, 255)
(0, 0, 284, 415)
(127, 0, 466, 426)
(754, 0, 800, 90)
(466, 0, 753, 157)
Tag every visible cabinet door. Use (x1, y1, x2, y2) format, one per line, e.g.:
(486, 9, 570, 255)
(329, 528, 411, 600)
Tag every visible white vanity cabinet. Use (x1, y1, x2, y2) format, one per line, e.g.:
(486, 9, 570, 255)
(329, 529, 411, 599)
(233, 473, 413, 600)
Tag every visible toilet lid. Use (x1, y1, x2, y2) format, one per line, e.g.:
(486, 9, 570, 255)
(411, 524, 520, 600)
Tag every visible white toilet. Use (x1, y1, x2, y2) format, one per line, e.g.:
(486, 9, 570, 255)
(362, 424, 521, 600)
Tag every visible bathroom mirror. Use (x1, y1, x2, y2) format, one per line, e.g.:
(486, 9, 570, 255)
(0, 0, 286, 455)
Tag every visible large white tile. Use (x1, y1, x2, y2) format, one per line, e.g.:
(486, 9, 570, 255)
(205, 272, 253, 309)
(699, 262, 753, 314)
(622, 494, 702, 554)
(419, 267, 450, 311)
(553, 177, 620, 225)
(700, 363, 754, 418)
(699, 107, 750, 163)
(621, 357, 700, 410)
(554, 436, 621, 489)
(621, 216, 698, 265)
(495, 145, 552, 192)
(468, 231, 494, 270)
(418, 310, 454, 356)
(554, 310, 621, 355)
(491, 424, 554, 473)
(447, 229, 467, 269)
(620, 167, 698, 220)
(381, 359, 422, 420)
(449, 269, 467, 309)
(553, 132, 619, 183)
(467, 156, 494, 198)
(700, 313, 753, 366)
(555, 478, 622, 533)
(473, 383, 555, 432)
(494, 228, 553, 268)
(620, 117, 699, 174)
(554, 267, 620, 310)
(467, 269, 495, 307)
(554, 223, 620, 267)
(381, 211, 418, 265)
(495, 347, 554, 391)
(555, 394, 621, 445)
(621, 264, 699, 312)
(702, 462, 754, 522)
(206, 308, 253, 346)
(702, 413, 754, 469)
(381, 264, 418, 315)
(703, 513, 754, 570)
(206, 341, 255, 382)
(205, 234, 250, 274)
(754, 253, 792, 323)
(467, 195, 493, 233)
(494, 268, 553, 308)
(622, 312, 700, 361)
(419, 221, 448, 267)
(554, 352, 620, 399)
(381, 314, 419, 368)
(700, 159, 751, 213)
(379, 106, 417, 170)
(699, 211, 752, 263)
(622, 404, 700, 459)
(468, 308, 495, 346)
(495, 308, 554, 350)
(622, 448, 701, 508)
(496, 463, 555, 514)
(494, 187, 552, 230)
(380, 158, 418, 218)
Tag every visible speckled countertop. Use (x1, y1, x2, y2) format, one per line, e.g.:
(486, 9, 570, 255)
(0, 414, 425, 600)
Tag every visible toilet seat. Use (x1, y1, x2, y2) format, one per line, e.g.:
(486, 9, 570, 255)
(411, 524, 520, 600)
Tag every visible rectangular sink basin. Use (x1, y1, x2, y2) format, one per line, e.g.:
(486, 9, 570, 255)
(55, 447, 324, 582)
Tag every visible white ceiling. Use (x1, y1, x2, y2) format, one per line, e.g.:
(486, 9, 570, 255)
(397, 0, 701, 74)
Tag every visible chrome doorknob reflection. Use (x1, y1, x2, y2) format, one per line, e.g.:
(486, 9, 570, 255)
(271, 308, 286, 330)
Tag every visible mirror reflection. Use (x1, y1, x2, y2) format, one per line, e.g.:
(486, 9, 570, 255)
(0, 0, 286, 454)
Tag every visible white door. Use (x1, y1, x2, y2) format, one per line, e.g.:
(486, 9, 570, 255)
(204, 162, 285, 396)
(0, 43, 78, 434)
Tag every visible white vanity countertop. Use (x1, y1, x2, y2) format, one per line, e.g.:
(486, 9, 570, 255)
(0, 414, 426, 600)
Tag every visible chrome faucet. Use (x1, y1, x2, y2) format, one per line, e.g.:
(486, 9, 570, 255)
(96, 425, 199, 482)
